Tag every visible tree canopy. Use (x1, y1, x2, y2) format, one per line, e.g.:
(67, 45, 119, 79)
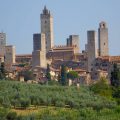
(0, 62, 6, 79)
(60, 65, 67, 85)
(111, 63, 120, 87)
(67, 71, 78, 80)
(46, 64, 51, 81)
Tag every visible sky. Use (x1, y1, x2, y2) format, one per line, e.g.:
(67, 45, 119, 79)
(0, 0, 120, 55)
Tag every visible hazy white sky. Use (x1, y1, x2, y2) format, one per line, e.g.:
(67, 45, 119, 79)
(0, 0, 120, 55)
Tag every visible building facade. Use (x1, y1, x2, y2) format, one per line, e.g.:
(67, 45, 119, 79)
(41, 6, 54, 53)
(16, 54, 32, 64)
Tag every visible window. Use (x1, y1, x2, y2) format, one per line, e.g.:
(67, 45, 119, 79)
(45, 21, 47, 24)
(103, 24, 105, 27)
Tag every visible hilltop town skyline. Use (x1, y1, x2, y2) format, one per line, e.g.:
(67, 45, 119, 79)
(0, 0, 120, 55)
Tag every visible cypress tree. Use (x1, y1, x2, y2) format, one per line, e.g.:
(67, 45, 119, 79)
(46, 64, 51, 81)
(60, 65, 67, 85)
(111, 63, 120, 87)
(0, 62, 6, 79)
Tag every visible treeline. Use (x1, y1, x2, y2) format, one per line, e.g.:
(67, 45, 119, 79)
(90, 63, 120, 105)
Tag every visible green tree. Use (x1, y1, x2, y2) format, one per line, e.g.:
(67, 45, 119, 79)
(67, 71, 78, 80)
(0, 62, 6, 79)
(46, 64, 51, 81)
(90, 77, 112, 98)
(0, 108, 8, 120)
(111, 63, 120, 87)
(20, 98, 30, 109)
(6, 112, 17, 120)
(60, 65, 67, 85)
(112, 87, 120, 104)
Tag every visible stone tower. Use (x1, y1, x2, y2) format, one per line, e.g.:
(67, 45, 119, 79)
(98, 21, 109, 56)
(0, 32, 6, 56)
(4, 45, 16, 71)
(87, 31, 97, 72)
(41, 6, 54, 53)
(32, 33, 46, 68)
(67, 35, 80, 53)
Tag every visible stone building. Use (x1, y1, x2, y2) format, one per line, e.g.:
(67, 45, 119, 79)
(47, 45, 75, 61)
(4, 45, 16, 71)
(16, 54, 32, 64)
(67, 35, 80, 53)
(0, 32, 6, 56)
(91, 56, 120, 80)
(98, 21, 109, 56)
(32, 33, 47, 68)
(41, 6, 54, 53)
(47, 34, 80, 61)
(87, 30, 97, 72)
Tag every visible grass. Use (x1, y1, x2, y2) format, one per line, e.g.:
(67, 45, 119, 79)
(11, 108, 38, 116)
(11, 106, 72, 116)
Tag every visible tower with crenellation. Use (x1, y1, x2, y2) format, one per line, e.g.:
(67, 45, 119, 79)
(41, 6, 54, 53)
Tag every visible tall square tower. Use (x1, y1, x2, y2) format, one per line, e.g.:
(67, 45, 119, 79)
(98, 21, 109, 56)
(41, 6, 54, 53)
(4, 45, 16, 71)
(67, 35, 80, 53)
(87, 31, 97, 71)
(0, 32, 6, 56)
(32, 33, 46, 68)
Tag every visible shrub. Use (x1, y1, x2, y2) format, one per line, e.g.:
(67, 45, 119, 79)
(0, 108, 8, 120)
(55, 100, 65, 107)
(90, 77, 112, 98)
(6, 112, 17, 120)
(20, 99, 30, 109)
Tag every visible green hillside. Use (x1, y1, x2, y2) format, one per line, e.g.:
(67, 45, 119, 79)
(0, 80, 120, 120)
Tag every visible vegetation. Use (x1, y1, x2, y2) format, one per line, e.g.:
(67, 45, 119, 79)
(111, 63, 120, 87)
(110, 63, 120, 104)
(0, 63, 120, 119)
(0, 62, 6, 79)
(0, 80, 119, 119)
(90, 77, 112, 99)
(46, 64, 51, 81)
(67, 71, 78, 80)
(59, 65, 67, 85)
